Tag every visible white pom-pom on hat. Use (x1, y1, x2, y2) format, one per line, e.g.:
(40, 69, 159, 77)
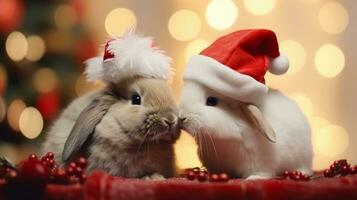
(268, 53, 289, 75)
(84, 30, 173, 83)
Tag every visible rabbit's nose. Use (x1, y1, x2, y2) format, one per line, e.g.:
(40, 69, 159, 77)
(163, 114, 178, 127)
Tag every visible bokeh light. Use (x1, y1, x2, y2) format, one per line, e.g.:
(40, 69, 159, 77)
(315, 125, 349, 157)
(105, 8, 137, 36)
(19, 107, 43, 139)
(26, 35, 46, 61)
(0, 96, 6, 122)
(243, 0, 276, 15)
(315, 44, 345, 78)
(5, 31, 28, 61)
(289, 93, 313, 117)
(7, 99, 26, 131)
(205, 0, 238, 30)
(280, 40, 306, 74)
(184, 39, 209, 62)
(175, 132, 201, 169)
(319, 2, 349, 35)
(75, 74, 106, 96)
(0, 64, 7, 94)
(33, 68, 59, 93)
(168, 10, 201, 41)
(54, 4, 77, 30)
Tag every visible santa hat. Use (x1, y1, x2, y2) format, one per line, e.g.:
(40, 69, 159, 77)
(184, 29, 289, 105)
(85, 31, 172, 83)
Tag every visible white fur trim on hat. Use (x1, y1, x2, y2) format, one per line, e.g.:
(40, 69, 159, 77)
(85, 31, 173, 83)
(268, 53, 289, 75)
(184, 55, 268, 105)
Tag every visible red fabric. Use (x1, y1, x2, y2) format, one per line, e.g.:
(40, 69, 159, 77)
(200, 29, 280, 83)
(2, 171, 357, 200)
(103, 40, 115, 61)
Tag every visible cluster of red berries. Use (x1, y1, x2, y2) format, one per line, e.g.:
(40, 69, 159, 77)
(282, 170, 310, 181)
(324, 159, 357, 178)
(0, 152, 88, 185)
(185, 167, 229, 182)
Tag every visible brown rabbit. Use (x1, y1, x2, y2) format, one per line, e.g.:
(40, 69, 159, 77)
(42, 31, 180, 178)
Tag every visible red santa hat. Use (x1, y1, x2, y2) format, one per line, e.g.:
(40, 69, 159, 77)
(85, 30, 172, 83)
(184, 29, 289, 105)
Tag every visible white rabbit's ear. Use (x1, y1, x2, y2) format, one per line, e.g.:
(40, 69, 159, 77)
(62, 92, 117, 162)
(245, 104, 276, 143)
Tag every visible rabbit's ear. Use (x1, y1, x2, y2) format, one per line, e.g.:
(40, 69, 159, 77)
(244, 104, 276, 143)
(62, 93, 117, 162)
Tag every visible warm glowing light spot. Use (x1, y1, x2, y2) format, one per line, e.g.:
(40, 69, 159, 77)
(315, 125, 349, 157)
(319, 2, 349, 34)
(33, 68, 58, 93)
(175, 131, 201, 169)
(19, 107, 43, 139)
(289, 93, 313, 117)
(105, 8, 137, 36)
(26, 35, 46, 61)
(0, 97, 6, 122)
(280, 40, 306, 74)
(54, 5, 76, 30)
(7, 99, 26, 131)
(75, 74, 106, 96)
(315, 44, 345, 78)
(5, 31, 28, 61)
(168, 10, 201, 41)
(205, 0, 238, 30)
(184, 39, 209, 62)
(243, 0, 276, 15)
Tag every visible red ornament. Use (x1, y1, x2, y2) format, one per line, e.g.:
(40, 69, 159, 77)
(18, 159, 50, 183)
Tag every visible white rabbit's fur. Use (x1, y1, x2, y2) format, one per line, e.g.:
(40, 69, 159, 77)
(180, 81, 313, 179)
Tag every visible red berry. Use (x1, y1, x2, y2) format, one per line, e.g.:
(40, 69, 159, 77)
(209, 174, 219, 182)
(324, 169, 335, 178)
(66, 166, 74, 176)
(292, 174, 301, 180)
(80, 174, 87, 181)
(301, 174, 310, 181)
(74, 166, 83, 176)
(47, 159, 55, 168)
(186, 171, 196, 180)
(218, 173, 229, 182)
(18, 159, 50, 183)
(338, 159, 348, 166)
(41, 157, 50, 163)
(76, 157, 88, 169)
(283, 170, 290, 177)
(28, 154, 38, 160)
(68, 162, 77, 169)
(69, 176, 80, 184)
(197, 172, 208, 182)
(5, 170, 18, 183)
(52, 168, 68, 184)
(291, 171, 298, 176)
(341, 165, 351, 176)
(45, 152, 55, 160)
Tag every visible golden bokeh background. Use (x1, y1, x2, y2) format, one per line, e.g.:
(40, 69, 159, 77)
(0, 0, 356, 171)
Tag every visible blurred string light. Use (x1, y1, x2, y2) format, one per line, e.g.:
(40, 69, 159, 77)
(54, 4, 77, 30)
(175, 131, 201, 169)
(205, 0, 238, 30)
(168, 10, 201, 41)
(315, 125, 349, 157)
(243, 0, 276, 15)
(184, 39, 209, 62)
(280, 40, 306, 74)
(26, 35, 46, 61)
(7, 99, 26, 131)
(0, 64, 7, 94)
(289, 93, 313, 117)
(75, 74, 105, 96)
(319, 2, 349, 35)
(105, 8, 136, 36)
(5, 31, 28, 61)
(33, 68, 58, 93)
(315, 44, 345, 78)
(19, 107, 43, 139)
(0, 97, 6, 122)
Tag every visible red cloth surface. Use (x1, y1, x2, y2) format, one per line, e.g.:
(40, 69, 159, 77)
(1, 171, 357, 200)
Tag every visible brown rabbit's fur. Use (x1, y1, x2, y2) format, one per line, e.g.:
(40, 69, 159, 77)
(42, 77, 180, 178)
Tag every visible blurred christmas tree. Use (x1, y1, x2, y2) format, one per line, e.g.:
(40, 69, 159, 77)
(0, 0, 102, 145)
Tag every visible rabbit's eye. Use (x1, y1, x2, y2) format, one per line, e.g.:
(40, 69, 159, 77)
(206, 97, 218, 106)
(131, 94, 141, 105)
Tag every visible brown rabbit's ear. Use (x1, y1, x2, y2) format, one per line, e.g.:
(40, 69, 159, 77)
(244, 104, 276, 143)
(62, 93, 117, 162)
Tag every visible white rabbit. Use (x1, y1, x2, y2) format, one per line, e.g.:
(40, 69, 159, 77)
(42, 31, 180, 178)
(180, 81, 313, 179)
(179, 29, 313, 179)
